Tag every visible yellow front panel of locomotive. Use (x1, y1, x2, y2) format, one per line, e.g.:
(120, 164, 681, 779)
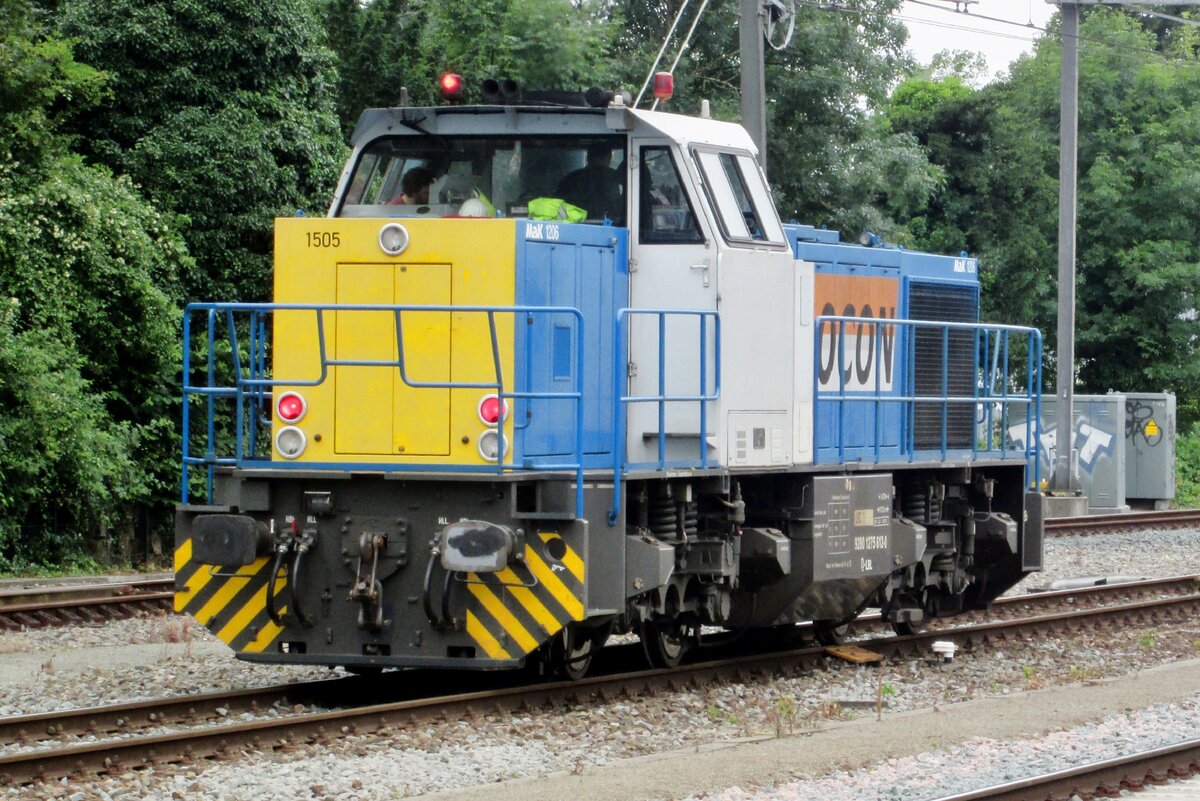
(272, 217, 516, 466)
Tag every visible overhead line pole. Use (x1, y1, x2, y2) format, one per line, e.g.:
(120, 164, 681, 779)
(1052, 1, 1080, 494)
(1045, 0, 1200, 496)
(740, 0, 768, 173)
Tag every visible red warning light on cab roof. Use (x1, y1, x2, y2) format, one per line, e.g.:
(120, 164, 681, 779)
(440, 72, 464, 101)
(653, 71, 674, 102)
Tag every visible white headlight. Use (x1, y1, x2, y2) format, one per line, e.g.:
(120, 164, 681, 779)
(379, 223, 410, 256)
(275, 426, 307, 460)
(477, 429, 509, 462)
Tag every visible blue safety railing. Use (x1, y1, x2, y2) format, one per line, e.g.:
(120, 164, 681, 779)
(609, 308, 721, 524)
(181, 302, 587, 517)
(815, 315, 1043, 487)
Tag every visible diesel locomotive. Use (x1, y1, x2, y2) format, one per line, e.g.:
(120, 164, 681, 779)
(175, 85, 1045, 677)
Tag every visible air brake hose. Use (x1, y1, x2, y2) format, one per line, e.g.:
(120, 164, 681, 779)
(290, 547, 313, 628)
(441, 567, 456, 628)
(266, 547, 287, 626)
(422, 549, 442, 627)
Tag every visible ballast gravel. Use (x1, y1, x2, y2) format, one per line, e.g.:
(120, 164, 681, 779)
(1016, 527, 1200, 592)
(3, 525, 1200, 800)
(690, 695, 1200, 801)
(0, 615, 333, 717)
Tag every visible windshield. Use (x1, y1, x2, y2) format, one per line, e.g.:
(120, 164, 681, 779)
(338, 135, 627, 225)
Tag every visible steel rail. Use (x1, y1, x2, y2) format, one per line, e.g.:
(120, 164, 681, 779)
(0, 677, 352, 747)
(0, 579, 173, 608)
(0, 579, 175, 631)
(5, 586, 1200, 786)
(4, 575, 1195, 748)
(1046, 508, 1200, 536)
(928, 737, 1200, 801)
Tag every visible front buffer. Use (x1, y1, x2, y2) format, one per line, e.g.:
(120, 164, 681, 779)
(175, 473, 589, 670)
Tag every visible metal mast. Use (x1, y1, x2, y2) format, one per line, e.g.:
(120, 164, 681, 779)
(1052, 1, 1080, 494)
(740, 0, 768, 171)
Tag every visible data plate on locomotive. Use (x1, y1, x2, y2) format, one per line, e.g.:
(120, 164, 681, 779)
(810, 474, 892, 580)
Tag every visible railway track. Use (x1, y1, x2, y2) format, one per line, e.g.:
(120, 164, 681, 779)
(5, 574, 1200, 787)
(0, 578, 174, 632)
(1046, 508, 1200, 536)
(930, 737, 1200, 801)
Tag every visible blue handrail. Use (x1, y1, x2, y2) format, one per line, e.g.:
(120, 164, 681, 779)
(181, 302, 587, 517)
(608, 308, 721, 524)
(815, 315, 1043, 488)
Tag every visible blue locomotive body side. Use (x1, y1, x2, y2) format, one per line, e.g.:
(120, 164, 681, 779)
(787, 224, 990, 466)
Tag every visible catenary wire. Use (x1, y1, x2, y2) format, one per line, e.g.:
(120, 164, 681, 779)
(792, 0, 1200, 71)
(635, 0, 693, 107)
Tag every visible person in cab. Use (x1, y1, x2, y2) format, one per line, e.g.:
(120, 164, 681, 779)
(391, 167, 434, 205)
(557, 143, 624, 224)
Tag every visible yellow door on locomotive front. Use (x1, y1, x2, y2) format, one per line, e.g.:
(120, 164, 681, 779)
(270, 217, 518, 467)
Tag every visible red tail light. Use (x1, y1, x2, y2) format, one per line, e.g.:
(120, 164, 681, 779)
(478, 394, 508, 425)
(277, 391, 307, 423)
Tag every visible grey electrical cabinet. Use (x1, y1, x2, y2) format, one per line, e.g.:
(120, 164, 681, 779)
(1038, 394, 1127, 512)
(1120, 392, 1176, 509)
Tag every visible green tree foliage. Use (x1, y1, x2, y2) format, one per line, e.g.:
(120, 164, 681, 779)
(0, 2, 189, 567)
(322, 0, 427, 130)
(422, 0, 617, 94)
(0, 2, 105, 167)
(57, 0, 346, 302)
(321, 0, 619, 131)
(892, 10, 1200, 423)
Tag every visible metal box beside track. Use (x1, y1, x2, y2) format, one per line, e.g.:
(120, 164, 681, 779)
(1121, 391, 1176, 509)
(1035, 394, 1127, 512)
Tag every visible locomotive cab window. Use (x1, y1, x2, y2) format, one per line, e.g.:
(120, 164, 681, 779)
(337, 135, 627, 224)
(693, 148, 786, 247)
(639, 147, 704, 244)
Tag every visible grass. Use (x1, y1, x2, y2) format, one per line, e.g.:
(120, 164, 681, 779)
(0, 556, 146, 580)
(1176, 422, 1200, 509)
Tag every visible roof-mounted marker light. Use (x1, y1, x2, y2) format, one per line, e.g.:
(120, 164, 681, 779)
(277, 391, 307, 423)
(440, 72, 464, 101)
(379, 223, 409, 256)
(653, 72, 674, 102)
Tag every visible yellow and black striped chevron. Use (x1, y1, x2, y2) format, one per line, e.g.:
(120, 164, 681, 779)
(174, 539, 287, 653)
(464, 532, 586, 660)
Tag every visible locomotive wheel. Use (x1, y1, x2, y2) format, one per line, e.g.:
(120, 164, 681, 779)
(344, 665, 383, 676)
(556, 624, 610, 681)
(641, 619, 694, 669)
(888, 590, 928, 637)
(813, 618, 853, 646)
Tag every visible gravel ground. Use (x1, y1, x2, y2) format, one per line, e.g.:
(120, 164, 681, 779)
(0, 615, 334, 716)
(689, 695, 1200, 801)
(4, 526, 1200, 800)
(1015, 527, 1200, 591)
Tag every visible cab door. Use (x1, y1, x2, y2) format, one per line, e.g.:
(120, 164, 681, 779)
(626, 141, 718, 466)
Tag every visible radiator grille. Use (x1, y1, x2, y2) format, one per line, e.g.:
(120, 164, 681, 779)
(909, 283, 978, 450)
